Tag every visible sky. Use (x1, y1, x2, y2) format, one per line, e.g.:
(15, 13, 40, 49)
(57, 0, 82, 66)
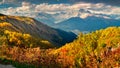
(0, 0, 120, 23)
(0, 0, 120, 5)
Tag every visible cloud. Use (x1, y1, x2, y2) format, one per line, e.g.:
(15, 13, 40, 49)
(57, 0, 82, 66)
(35, 3, 70, 12)
(1, 0, 120, 6)
(16, 2, 34, 11)
(80, 13, 92, 19)
(34, 3, 120, 22)
(1, 2, 120, 23)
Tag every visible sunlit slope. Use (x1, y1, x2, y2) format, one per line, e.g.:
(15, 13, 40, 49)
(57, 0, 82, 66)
(0, 14, 76, 46)
(0, 25, 54, 48)
(54, 27, 120, 67)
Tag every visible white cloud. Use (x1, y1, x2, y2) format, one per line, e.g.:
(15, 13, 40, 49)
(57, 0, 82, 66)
(80, 13, 92, 19)
(16, 2, 36, 12)
(34, 3, 120, 21)
(35, 3, 70, 12)
(1, 2, 120, 23)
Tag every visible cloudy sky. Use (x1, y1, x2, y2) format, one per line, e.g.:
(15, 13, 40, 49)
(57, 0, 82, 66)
(0, 0, 120, 23)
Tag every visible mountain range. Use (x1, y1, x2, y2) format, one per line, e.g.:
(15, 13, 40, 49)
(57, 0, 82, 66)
(53, 16, 120, 34)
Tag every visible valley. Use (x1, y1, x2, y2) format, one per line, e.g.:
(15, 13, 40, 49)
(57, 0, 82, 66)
(0, 14, 120, 68)
(0, 0, 120, 68)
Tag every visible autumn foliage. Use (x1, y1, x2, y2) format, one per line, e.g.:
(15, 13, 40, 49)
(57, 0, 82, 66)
(55, 27, 120, 68)
(0, 27, 120, 68)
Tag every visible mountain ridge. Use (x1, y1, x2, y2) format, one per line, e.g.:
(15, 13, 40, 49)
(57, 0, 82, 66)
(0, 13, 76, 46)
(54, 16, 120, 33)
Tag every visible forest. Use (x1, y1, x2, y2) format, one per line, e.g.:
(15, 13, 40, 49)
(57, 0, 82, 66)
(0, 26, 120, 68)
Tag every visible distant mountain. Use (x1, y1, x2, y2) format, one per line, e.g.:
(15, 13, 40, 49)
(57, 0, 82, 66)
(54, 16, 120, 33)
(0, 13, 76, 46)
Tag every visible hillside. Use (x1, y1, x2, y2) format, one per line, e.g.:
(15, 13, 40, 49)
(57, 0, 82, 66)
(55, 26, 120, 67)
(0, 14, 76, 46)
(0, 27, 120, 68)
